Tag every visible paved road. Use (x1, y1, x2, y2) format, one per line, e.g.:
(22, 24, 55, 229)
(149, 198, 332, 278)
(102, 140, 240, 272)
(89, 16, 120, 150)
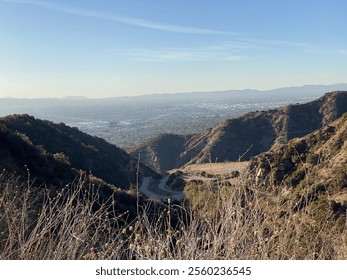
(140, 176, 184, 202)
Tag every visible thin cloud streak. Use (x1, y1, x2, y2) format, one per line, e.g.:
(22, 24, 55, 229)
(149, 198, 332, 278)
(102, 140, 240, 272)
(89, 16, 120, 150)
(240, 38, 309, 47)
(110, 44, 250, 62)
(109, 38, 312, 62)
(1, 0, 236, 35)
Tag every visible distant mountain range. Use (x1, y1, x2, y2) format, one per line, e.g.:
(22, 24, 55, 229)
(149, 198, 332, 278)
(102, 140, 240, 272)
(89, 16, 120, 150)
(130, 91, 347, 171)
(2, 83, 347, 103)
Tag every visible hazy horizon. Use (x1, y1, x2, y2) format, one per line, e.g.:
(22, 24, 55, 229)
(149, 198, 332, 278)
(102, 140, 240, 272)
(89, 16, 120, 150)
(0, 83, 346, 100)
(1, 0, 347, 98)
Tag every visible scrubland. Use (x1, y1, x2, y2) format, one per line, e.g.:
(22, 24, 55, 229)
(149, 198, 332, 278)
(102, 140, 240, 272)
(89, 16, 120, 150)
(1, 171, 346, 260)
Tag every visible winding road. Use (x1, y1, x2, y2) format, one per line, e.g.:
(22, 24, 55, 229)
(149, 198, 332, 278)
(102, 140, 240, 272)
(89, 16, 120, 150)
(140, 175, 184, 201)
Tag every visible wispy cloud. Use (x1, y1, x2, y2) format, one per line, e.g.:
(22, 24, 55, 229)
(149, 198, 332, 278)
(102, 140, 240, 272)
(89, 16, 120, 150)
(240, 38, 308, 47)
(111, 44, 250, 62)
(2, 0, 314, 63)
(1, 0, 235, 35)
(109, 39, 311, 63)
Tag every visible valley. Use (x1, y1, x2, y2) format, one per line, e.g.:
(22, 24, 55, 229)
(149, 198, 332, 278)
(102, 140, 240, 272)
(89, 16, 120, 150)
(1, 88, 347, 260)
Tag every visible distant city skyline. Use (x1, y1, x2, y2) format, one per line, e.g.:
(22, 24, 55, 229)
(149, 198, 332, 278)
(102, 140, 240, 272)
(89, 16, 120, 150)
(1, 0, 347, 98)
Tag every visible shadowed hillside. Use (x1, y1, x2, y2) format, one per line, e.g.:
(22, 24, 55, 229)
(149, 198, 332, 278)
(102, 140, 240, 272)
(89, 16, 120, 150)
(0, 121, 76, 186)
(0, 114, 160, 189)
(130, 91, 347, 171)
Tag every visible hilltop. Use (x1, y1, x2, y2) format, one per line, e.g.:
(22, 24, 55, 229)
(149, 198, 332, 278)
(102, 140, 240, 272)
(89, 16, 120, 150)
(130, 91, 347, 171)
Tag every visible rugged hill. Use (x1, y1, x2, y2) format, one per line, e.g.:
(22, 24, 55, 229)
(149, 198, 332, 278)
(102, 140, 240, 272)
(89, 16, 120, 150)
(0, 114, 159, 189)
(247, 112, 347, 190)
(246, 112, 347, 217)
(130, 91, 347, 171)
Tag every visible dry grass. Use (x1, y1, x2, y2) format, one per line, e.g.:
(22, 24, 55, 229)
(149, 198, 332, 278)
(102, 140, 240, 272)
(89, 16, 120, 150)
(0, 171, 346, 260)
(180, 161, 248, 176)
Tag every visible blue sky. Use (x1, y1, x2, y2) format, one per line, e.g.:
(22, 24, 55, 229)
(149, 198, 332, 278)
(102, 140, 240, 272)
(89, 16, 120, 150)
(0, 0, 347, 98)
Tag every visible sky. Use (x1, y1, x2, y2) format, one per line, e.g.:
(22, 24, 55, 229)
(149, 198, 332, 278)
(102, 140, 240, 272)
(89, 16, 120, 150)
(0, 0, 347, 98)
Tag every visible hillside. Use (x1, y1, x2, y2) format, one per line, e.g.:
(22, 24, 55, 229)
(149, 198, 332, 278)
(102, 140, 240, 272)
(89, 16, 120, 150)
(247, 112, 347, 212)
(247, 112, 347, 189)
(130, 91, 347, 171)
(0, 121, 76, 186)
(0, 114, 160, 189)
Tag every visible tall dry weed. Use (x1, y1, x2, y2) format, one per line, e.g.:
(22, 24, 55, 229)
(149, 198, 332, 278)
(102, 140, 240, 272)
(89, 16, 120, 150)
(0, 171, 346, 260)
